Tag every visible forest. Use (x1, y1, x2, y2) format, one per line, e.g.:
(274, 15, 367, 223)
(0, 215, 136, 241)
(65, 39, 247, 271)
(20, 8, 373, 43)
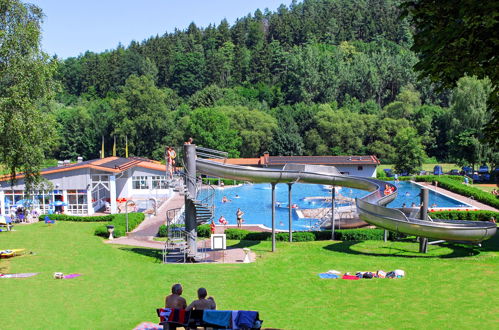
(31, 0, 499, 172)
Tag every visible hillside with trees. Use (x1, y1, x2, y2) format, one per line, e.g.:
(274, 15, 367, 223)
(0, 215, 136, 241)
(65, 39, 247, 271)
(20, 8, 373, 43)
(8, 0, 497, 175)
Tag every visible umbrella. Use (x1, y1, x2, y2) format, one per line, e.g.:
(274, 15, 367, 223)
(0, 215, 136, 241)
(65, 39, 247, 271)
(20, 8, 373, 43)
(15, 199, 32, 207)
(50, 201, 67, 206)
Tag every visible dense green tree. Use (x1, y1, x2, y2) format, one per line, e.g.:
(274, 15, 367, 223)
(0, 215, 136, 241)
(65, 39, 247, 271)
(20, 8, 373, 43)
(447, 76, 493, 167)
(0, 0, 57, 190)
(185, 108, 242, 157)
(221, 106, 277, 157)
(393, 127, 426, 174)
(112, 75, 175, 158)
(403, 0, 499, 143)
(54, 105, 98, 160)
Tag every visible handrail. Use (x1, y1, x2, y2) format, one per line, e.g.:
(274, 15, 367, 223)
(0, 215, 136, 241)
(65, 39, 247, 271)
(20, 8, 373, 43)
(195, 146, 229, 157)
(196, 152, 227, 159)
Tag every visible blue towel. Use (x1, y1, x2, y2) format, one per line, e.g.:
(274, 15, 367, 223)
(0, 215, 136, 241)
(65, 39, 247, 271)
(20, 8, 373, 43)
(203, 310, 232, 327)
(319, 273, 339, 279)
(236, 311, 258, 328)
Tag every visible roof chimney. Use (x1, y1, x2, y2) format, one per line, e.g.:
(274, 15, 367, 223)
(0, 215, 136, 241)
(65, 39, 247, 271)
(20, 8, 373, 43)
(57, 160, 64, 167)
(63, 160, 70, 166)
(77, 156, 83, 163)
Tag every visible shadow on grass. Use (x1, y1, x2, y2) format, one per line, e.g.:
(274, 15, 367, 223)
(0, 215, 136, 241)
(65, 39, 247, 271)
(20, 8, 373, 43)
(118, 247, 163, 263)
(322, 240, 482, 259)
(227, 240, 268, 252)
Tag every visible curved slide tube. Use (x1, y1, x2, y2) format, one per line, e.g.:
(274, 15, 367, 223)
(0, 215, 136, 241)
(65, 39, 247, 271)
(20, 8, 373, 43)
(196, 159, 496, 243)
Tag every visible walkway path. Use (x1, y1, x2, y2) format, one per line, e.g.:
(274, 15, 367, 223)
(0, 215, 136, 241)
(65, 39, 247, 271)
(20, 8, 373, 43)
(106, 193, 256, 263)
(416, 182, 499, 212)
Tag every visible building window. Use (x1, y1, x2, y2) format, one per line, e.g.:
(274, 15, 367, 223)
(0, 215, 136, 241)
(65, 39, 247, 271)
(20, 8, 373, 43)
(132, 176, 149, 189)
(358, 166, 363, 171)
(152, 175, 167, 189)
(67, 189, 88, 215)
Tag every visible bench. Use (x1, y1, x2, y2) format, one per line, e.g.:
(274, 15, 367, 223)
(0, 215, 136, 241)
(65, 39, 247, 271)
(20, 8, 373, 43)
(157, 308, 262, 329)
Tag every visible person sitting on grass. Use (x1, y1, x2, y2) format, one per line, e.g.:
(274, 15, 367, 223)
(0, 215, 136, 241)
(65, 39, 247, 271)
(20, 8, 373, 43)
(186, 288, 216, 311)
(165, 283, 187, 309)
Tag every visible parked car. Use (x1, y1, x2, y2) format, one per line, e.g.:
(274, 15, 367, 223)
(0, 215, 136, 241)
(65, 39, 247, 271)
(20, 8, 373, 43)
(478, 165, 489, 174)
(433, 165, 443, 175)
(462, 166, 473, 176)
(472, 173, 481, 182)
(449, 169, 460, 175)
(383, 168, 394, 177)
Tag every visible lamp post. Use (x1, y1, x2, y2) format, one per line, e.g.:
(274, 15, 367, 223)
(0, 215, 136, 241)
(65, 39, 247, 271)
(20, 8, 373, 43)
(124, 200, 135, 233)
(331, 186, 336, 240)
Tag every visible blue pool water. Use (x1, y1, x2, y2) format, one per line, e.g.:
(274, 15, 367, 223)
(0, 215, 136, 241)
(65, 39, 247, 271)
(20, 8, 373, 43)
(202, 181, 470, 231)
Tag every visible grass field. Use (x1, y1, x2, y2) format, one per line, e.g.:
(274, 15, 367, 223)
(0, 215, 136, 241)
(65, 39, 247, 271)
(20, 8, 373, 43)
(378, 163, 458, 174)
(1, 222, 498, 329)
(472, 184, 498, 193)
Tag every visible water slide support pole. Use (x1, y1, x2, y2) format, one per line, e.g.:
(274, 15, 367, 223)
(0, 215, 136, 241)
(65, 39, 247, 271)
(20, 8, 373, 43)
(271, 182, 276, 252)
(184, 143, 198, 257)
(288, 183, 293, 242)
(419, 188, 429, 253)
(331, 186, 336, 240)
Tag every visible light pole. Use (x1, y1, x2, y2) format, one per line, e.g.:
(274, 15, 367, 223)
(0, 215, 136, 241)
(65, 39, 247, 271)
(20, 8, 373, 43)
(125, 199, 135, 233)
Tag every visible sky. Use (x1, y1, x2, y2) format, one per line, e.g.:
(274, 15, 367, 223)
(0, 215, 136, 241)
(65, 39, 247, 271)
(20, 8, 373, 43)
(29, 0, 296, 59)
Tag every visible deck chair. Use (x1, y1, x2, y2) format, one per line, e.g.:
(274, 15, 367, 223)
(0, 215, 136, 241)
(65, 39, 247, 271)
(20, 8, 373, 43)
(0, 216, 12, 231)
(44, 216, 55, 225)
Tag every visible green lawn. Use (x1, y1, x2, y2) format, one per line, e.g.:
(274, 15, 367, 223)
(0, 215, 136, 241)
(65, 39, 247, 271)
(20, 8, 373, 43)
(379, 163, 458, 173)
(1, 222, 498, 329)
(472, 184, 498, 193)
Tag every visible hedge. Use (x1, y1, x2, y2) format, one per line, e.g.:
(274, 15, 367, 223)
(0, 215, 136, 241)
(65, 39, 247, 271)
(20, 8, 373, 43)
(223, 228, 405, 242)
(157, 224, 211, 238)
(202, 177, 243, 186)
(430, 210, 499, 221)
(94, 213, 145, 238)
(414, 177, 499, 209)
(40, 214, 113, 222)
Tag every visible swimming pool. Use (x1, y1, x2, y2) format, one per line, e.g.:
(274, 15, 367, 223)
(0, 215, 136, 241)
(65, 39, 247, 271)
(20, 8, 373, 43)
(203, 181, 470, 231)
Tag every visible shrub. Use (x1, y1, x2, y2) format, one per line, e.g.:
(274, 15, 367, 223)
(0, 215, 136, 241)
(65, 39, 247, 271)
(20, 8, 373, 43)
(158, 225, 168, 237)
(40, 214, 113, 222)
(202, 178, 243, 186)
(415, 177, 499, 209)
(94, 213, 145, 238)
(197, 224, 211, 238)
(430, 210, 499, 221)
(223, 228, 404, 242)
(225, 228, 251, 240)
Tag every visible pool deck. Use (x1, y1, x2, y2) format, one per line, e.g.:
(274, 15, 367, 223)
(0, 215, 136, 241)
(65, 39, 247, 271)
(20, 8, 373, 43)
(416, 182, 499, 212)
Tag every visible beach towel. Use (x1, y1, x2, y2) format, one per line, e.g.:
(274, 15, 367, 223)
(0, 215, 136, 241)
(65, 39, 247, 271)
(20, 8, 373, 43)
(203, 310, 232, 327)
(319, 273, 339, 279)
(235, 311, 259, 328)
(167, 309, 190, 325)
(133, 322, 163, 330)
(157, 308, 172, 323)
(63, 273, 82, 279)
(342, 275, 360, 280)
(0, 273, 38, 278)
(231, 311, 240, 330)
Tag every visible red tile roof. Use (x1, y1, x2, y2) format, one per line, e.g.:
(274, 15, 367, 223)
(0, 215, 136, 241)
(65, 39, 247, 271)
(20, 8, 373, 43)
(0, 157, 166, 182)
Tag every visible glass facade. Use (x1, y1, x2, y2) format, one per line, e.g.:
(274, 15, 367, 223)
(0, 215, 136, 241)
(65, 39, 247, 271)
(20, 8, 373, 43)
(67, 189, 88, 214)
(152, 175, 168, 189)
(132, 176, 149, 189)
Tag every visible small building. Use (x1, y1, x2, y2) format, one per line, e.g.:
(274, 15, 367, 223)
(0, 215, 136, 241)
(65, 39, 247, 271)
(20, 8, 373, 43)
(212, 153, 380, 178)
(0, 157, 171, 216)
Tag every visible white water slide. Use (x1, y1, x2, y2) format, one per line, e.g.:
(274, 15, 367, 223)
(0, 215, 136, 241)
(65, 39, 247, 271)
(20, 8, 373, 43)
(196, 159, 496, 243)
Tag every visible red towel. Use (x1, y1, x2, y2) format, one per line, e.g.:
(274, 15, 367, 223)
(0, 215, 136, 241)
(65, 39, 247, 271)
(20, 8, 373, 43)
(342, 275, 360, 280)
